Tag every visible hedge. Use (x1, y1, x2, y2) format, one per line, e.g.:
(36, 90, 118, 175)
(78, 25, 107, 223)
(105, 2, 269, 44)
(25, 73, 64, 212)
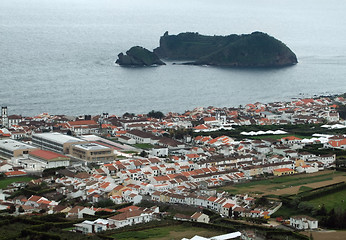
(20, 229, 61, 240)
(298, 182, 346, 201)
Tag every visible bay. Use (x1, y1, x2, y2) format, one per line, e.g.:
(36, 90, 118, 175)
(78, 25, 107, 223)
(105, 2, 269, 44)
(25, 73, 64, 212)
(1, 0, 346, 116)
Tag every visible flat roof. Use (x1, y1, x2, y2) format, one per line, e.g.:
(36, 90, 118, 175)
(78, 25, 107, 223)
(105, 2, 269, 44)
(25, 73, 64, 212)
(33, 132, 83, 145)
(0, 139, 37, 151)
(73, 143, 110, 151)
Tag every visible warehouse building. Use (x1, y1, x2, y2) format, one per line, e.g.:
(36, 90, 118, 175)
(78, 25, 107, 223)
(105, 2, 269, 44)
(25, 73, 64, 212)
(32, 132, 85, 154)
(0, 139, 37, 158)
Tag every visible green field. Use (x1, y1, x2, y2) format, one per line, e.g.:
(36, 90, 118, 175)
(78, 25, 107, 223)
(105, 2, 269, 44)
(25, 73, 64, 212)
(111, 225, 225, 240)
(306, 188, 346, 211)
(219, 171, 346, 195)
(271, 205, 303, 219)
(0, 176, 35, 189)
(299, 186, 314, 192)
(134, 143, 154, 150)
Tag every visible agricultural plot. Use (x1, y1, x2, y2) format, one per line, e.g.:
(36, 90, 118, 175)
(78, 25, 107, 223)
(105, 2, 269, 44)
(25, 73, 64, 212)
(306, 188, 346, 211)
(302, 231, 346, 240)
(219, 170, 346, 197)
(111, 225, 225, 240)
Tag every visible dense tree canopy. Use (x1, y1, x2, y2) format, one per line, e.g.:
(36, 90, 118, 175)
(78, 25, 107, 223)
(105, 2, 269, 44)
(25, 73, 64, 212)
(147, 110, 164, 119)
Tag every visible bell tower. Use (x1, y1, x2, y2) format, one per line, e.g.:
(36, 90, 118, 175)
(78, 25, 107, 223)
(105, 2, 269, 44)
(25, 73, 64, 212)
(1, 107, 8, 128)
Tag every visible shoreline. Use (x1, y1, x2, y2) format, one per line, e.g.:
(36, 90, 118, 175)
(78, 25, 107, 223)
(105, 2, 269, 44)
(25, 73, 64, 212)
(4, 92, 344, 118)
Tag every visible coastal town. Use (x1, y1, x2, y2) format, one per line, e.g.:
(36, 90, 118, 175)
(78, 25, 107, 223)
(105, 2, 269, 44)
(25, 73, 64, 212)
(0, 94, 346, 240)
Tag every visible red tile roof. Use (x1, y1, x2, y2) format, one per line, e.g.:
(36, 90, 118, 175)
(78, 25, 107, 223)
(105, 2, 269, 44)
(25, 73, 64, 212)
(68, 120, 97, 126)
(4, 170, 27, 176)
(29, 149, 68, 160)
(273, 168, 294, 172)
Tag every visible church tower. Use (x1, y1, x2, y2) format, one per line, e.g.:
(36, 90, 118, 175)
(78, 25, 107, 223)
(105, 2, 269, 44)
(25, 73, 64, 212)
(1, 107, 8, 128)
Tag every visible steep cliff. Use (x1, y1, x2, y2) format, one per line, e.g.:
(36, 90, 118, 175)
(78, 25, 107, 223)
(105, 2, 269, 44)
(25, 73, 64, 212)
(154, 32, 297, 67)
(116, 46, 165, 66)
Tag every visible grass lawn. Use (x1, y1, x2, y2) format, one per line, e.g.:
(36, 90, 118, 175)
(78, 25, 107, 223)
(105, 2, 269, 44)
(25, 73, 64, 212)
(134, 143, 154, 150)
(62, 227, 75, 231)
(219, 171, 346, 196)
(299, 186, 314, 192)
(122, 151, 138, 154)
(271, 205, 303, 219)
(306, 188, 346, 211)
(111, 225, 225, 240)
(0, 176, 35, 189)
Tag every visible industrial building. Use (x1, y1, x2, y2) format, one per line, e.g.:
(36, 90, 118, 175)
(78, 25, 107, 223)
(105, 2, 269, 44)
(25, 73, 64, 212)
(0, 139, 37, 158)
(71, 143, 116, 162)
(32, 132, 85, 154)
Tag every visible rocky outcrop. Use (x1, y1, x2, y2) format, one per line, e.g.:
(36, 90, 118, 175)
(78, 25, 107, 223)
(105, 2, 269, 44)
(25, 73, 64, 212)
(116, 46, 165, 67)
(154, 31, 297, 67)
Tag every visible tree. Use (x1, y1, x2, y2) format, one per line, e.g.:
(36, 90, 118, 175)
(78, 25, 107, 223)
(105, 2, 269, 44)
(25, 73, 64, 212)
(139, 150, 148, 158)
(9, 205, 16, 214)
(297, 202, 314, 213)
(123, 112, 135, 119)
(326, 208, 336, 228)
(233, 211, 240, 219)
(147, 110, 164, 119)
(95, 199, 116, 208)
(18, 206, 24, 213)
(255, 196, 269, 207)
(337, 105, 346, 120)
(316, 204, 327, 216)
(169, 128, 193, 140)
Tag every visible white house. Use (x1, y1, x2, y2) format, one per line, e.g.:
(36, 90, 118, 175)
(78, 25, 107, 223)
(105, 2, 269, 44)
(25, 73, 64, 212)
(190, 212, 210, 223)
(290, 215, 318, 230)
(67, 206, 96, 219)
(296, 165, 318, 174)
(151, 146, 168, 157)
(74, 218, 109, 234)
(107, 208, 156, 229)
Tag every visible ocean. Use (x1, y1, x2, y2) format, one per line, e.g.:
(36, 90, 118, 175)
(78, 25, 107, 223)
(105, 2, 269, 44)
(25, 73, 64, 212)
(1, 0, 346, 116)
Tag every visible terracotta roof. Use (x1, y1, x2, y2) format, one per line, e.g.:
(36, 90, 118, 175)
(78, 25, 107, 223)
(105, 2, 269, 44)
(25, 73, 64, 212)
(4, 170, 26, 176)
(223, 203, 235, 208)
(28, 195, 42, 202)
(154, 176, 170, 182)
(273, 168, 294, 172)
(204, 117, 216, 122)
(329, 138, 346, 147)
(29, 149, 68, 160)
(108, 209, 145, 221)
(281, 136, 302, 141)
(75, 172, 91, 179)
(117, 205, 140, 213)
(191, 212, 203, 220)
(68, 120, 97, 126)
(69, 206, 85, 214)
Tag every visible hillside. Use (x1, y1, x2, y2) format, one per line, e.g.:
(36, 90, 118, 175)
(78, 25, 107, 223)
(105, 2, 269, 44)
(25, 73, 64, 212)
(153, 31, 297, 67)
